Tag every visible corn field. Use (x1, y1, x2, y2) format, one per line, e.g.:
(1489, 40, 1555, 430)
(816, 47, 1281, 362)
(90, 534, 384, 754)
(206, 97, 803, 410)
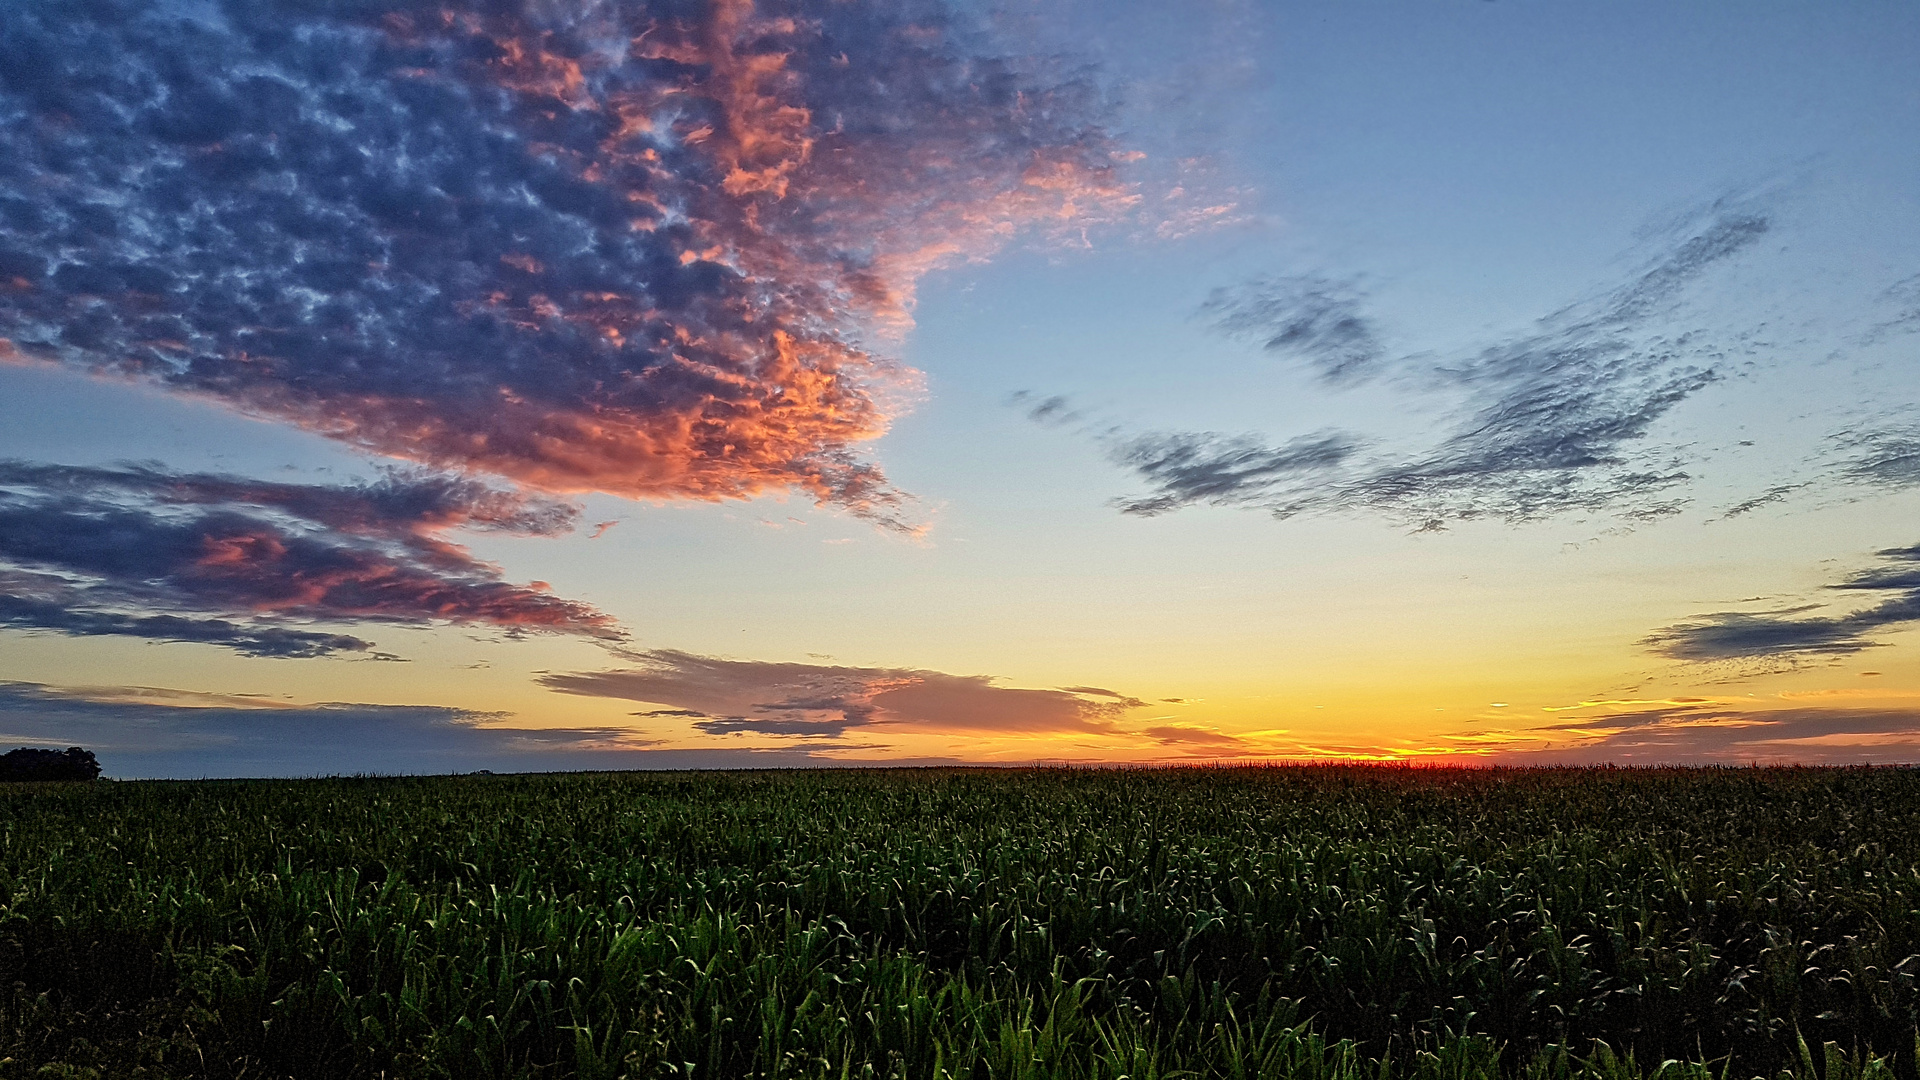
(1, 765, 1917, 1079)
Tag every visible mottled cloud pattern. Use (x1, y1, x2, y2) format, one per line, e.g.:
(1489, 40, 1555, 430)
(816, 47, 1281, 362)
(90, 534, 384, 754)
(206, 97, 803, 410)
(0, 461, 616, 657)
(1064, 200, 1771, 529)
(1643, 542, 1920, 663)
(541, 650, 1149, 739)
(0, 0, 1131, 528)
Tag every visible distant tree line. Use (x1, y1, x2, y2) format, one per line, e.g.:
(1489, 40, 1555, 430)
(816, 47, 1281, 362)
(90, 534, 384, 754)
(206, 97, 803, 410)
(0, 747, 100, 782)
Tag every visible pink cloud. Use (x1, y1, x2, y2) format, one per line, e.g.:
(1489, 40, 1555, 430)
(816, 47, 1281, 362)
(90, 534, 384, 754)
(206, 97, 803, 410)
(540, 650, 1150, 738)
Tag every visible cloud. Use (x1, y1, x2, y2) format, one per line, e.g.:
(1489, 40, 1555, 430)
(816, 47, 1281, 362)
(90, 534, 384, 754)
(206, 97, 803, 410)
(1140, 724, 1244, 747)
(1201, 275, 1383, 384)
(1693, 271, 1920, 512)
(0, 680, 952, 778)
(0, 591, 372, 659)
(0, 461, 616, 657)
(0, 0, 1138, 530)
(540, 650, 1151, 739)
(1642, 607, 1876, 662)
(1834, 427, 1920, 491)
(1059, 198, 1771, 529)
(1016, 393, 1084, 427)
(1729, 418, 1920, 516)
(1717, 481, 1810, 519)
(1488, 702, 1920, 765)
(1642, 541, 1920, 664)
(1057, 685, 1149, 706)
(1862, 273, 1920, 345)
(1105, 430, 1363, 517)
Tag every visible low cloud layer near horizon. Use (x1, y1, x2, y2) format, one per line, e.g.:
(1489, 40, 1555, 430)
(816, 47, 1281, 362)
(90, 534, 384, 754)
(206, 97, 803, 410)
(0, 0, 1139, 530)
(541, 650, 1260, 756)
(541, 650, 1155, 740)
(16, 675, 1916, 773)
(1482, 701, 1920, 765)
(0, 681, 957, 777)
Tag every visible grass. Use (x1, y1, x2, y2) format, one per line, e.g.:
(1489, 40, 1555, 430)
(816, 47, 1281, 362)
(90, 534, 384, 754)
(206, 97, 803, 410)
(0, 764, 1915, 1078)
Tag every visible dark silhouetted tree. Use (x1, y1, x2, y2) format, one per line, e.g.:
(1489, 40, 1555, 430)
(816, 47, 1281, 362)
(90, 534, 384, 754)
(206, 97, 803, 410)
(0, 747, 101, 782)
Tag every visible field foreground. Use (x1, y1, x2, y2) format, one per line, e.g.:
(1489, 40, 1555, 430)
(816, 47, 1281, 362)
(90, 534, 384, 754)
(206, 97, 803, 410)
(1, 765, 1917, 1079)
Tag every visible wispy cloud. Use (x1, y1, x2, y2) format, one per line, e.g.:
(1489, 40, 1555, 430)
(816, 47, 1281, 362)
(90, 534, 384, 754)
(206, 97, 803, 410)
(1699, 272, 1920, 514)
(0, 0, 1139, 530)
(1861, 273, 1920, 346)
(1105, 431, 1363, 518)
(0, 680, 949, 778)
(1642, 541, 1920, 664)
(1140, 724, 1245, 748)
(1717, 481, 1812, 519)
(1057, 685, 1148, 706)
(541, 650, 1151, 739)
(0, 461, 616, 657)
(1200, 275, 1383, 385)
(1041, 197, 1773, 530)
(1834, 427, 1920, 491)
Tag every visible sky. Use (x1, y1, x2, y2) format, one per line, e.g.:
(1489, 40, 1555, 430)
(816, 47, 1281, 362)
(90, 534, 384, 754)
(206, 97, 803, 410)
(2, 0, 1919, 776)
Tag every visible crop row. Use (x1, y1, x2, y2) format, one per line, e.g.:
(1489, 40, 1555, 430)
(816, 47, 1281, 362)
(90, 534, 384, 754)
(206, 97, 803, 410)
(0, 765, 1915, 1078)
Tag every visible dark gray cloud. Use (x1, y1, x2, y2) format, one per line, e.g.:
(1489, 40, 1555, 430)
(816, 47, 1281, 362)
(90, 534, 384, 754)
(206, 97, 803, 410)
(0, 589, 370, 659)
(0, 0, 1133, 530)
(1015, 393, 1084, 427)
(1718, 481, 1810, 519)
(0, 461, 616, 657)
(1643, 542, 1920, 663)
(1641, 606, 1873, 662)
(0, 681, 947, 778)
(541, 650, 1151, 740)
(1105, 431, 1364, 517)
(1491, 702, 1920, 765)
(1060, 199, 1771, 529)
(1201, 275, 1383, 384)
(1835, 427, 1920, 490)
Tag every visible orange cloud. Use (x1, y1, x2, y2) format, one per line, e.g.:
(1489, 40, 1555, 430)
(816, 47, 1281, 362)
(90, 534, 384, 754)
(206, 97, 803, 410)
(0, 0, 1142, 529)
(540, 650, 1156, 740)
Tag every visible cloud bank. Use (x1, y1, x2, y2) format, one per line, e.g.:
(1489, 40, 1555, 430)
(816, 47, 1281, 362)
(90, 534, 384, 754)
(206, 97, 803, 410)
(1643, 541, 1920, 663)
(0, 681, 938, 778)
(1056, 199, 1772, 530)
(0, 461, 616, 657)
(0, 0, 1134, 529)
(541, 650, 1149, 739)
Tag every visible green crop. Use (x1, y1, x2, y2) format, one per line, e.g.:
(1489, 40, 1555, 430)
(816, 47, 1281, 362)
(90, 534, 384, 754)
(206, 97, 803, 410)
(0, 765, 1916, 1079)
